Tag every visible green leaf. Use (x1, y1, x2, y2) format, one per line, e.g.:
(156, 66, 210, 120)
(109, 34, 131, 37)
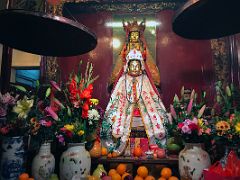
(14, 85, 27, 92)
(36, 80, 40, 88)
(45, 87, 51, 98)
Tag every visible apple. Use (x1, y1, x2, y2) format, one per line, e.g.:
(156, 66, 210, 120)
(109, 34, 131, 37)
(157, 148, 166, 158)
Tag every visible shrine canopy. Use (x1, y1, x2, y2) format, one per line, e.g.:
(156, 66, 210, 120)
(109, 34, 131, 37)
(0, 9, 97, 57)
(172, 0, 240, 40)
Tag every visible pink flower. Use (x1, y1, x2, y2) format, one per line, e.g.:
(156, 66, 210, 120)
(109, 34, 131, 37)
(170, 104, 177, 119)
(187, 98, 193, 114)
(50, 81, 61, 91)
(45, 107, 58, 120)
(205, 128, 211, 135)
(40, 120, 53, 127)
(56, 134, 65, 144)
(181, 125, 191, 134)
(60, 127, 66, 132)
(198, 128, 203, 135)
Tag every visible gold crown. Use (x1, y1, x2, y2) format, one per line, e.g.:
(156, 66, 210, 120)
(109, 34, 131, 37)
(122, 18, 145, 33)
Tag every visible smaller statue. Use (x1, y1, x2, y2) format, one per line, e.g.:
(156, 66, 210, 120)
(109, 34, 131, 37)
(101, 49, 168, 156)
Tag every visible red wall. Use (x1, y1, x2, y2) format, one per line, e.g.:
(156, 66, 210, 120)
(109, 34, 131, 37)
(156, 10, 215, 106)
(58, 12, 113, 109)
(58, 10, 215, 110)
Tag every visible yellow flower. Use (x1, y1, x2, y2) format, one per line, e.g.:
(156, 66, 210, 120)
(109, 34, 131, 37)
(235, 122, 240, 133)
(198, 118, 204, 127)
(13, 96, 34, 119)
(64, 124, 74, 131)
(77, 130, 84, 136)
(90, 98, 99, 106)
(215, 121, 230, 136)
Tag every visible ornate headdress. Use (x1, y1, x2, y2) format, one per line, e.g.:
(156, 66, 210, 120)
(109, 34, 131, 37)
(122, 18, 146, 35)
(126, 49, 143, 62)
(124, 49, 145, 72)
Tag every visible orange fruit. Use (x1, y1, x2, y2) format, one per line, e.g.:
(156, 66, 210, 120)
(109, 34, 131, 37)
(88, 175, 98, 180)
(102, 147, 108, 156)
(168, 176, 179, 180)
(109, 169, 117, 177)
(133, 147, 142, 157)
(19, 173, 29, 180)
(160, 167, 172, 179)
(158, 177, 166, 180)
(116, 163, 127, 175)
(112, 173, 121, 180)
(137, 166, 148, 178)
(28, 178, 34, 180)
(107, 153, 112, 158)
(112, 152, 119, 158)
(145, 175, 156, 180)
(122, 172, 130, 180)
(134, 175, 144, 180)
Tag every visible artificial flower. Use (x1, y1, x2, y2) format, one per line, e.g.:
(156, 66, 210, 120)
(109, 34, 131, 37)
(77, 130, 84, 136)
(50, 80, 61, 91)
(64, 124, 74, 131)
(90, 98, 99, 106)
(45, 106, 59, 121)
(88, 109, 100, 121)
(235, 122, 240, 133)
(13, 96, 34, 119)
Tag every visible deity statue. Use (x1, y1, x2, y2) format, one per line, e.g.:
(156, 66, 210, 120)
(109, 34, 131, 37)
(101, 19, 168, 156)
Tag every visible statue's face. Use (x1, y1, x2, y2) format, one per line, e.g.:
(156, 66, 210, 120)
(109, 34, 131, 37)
(128, 60, 142, 76)
(130, 31, 139, 43)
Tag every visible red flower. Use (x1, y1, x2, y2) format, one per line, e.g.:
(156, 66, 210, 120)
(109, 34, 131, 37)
(82, 102, 89, 111)
(87, 84, 93, 93)
(80, 89, 91, 99)
(178, 122, 184, 129)
(82, 110, 88, 118)
(188, 123, 199, 131)
(65, 130, 73, 138)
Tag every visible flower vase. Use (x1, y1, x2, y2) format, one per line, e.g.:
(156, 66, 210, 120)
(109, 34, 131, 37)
(32, 142, 55, 180)
(179, 143, 211, 180)
(59, 143, 91, 180)
(0, 136, 26, 180)
(93, 164, 107, 179)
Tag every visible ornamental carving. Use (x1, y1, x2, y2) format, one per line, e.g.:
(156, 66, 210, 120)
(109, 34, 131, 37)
(211, 38, 230, 87)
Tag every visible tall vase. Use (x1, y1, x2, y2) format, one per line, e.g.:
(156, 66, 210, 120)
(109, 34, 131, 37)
(0, 136, 26, 180)
(32, 142, 55, 180)
(179, 143, 211, 180)
(59, 143, 91, 180)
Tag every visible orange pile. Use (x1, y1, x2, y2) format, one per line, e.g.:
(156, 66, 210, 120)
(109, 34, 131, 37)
(108, 164, 131, 180)
(18, 173, 34, 180)
(158, 167, 179, 180)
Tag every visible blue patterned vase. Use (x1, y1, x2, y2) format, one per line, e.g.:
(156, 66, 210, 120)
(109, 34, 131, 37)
(0, 136, 26, 180)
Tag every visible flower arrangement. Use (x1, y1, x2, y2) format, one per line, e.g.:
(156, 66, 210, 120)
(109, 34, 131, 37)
(212, 82, 240, 147)
(168, 87, 212, 143)
(0, 88, 33, 137)
(54, 62, 100, 145)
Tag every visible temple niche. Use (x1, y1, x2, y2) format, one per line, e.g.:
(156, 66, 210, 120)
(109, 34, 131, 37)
(101, 19, 169, 157)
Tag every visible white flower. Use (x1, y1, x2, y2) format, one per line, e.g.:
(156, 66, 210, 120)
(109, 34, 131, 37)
(88, 109, 100, 121)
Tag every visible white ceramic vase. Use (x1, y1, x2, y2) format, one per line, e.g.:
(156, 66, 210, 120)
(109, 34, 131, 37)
(0, 136, 25, 180)
(32, 142, 55, 180)
(59, 143, 91, 180)
(179, 143, 211, 180)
